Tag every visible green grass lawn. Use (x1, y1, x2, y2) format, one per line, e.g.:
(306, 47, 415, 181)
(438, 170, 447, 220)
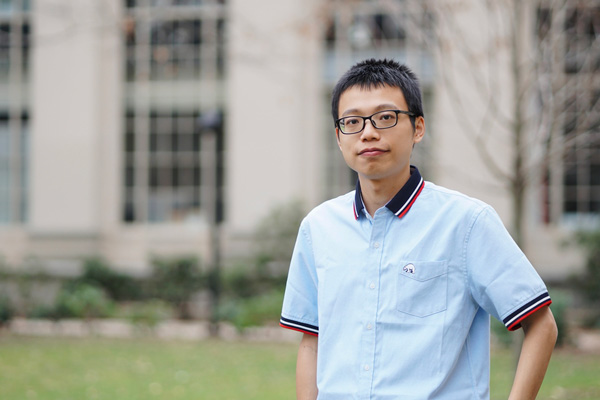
(0, 335, 598, 400)
(0, 335, 297, 400)
(491, 348, 600, 400)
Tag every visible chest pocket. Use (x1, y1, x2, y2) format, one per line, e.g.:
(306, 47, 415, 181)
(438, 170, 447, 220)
(396, 260, 448, 317)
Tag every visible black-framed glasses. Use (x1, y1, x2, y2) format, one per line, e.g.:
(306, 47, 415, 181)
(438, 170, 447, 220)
(336, 109, 415, 135)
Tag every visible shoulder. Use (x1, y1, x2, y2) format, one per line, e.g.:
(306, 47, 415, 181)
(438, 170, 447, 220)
(305, 191, 354, 220)
(413, 181, 500, 232)
(420, 181, 490, 212)
(300, 191, 355, 230)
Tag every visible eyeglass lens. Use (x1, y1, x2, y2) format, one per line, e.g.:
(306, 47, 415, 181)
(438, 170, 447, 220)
(339, 110, 398, 134)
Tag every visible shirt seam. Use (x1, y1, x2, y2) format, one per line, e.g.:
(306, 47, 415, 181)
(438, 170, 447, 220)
(462, 205, 490, 298)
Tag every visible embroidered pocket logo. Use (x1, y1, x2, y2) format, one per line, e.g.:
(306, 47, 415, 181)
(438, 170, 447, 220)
(403, 264, 415, 274)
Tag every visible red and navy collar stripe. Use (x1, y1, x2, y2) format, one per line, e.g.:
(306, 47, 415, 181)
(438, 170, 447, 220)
(503, 292, 552, 331)
(353, 166, 425, 220)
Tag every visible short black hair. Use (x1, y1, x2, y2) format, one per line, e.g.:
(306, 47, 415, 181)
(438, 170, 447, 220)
(331, 59, 424, 128)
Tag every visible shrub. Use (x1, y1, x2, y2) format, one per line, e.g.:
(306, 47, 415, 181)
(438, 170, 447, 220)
(570, 230, 600, 327)
(573, 230, 600, 302)
(253, 199, 305, 276)
(76, 257, 141, 301)
(218, 289, 284, 331)
(28, 304, 59, 320)
(149, 256, 205, 319)
(491, 317, 512, 348)
(547, 288, 571, 347)
(53, 283, 115, 319)
(0, 295, 14, 326)
(122, 300, 172, 328)
(221, 200, 304, 301)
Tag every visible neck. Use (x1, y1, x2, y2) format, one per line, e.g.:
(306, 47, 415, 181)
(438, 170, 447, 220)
(360, 170, 411, 217)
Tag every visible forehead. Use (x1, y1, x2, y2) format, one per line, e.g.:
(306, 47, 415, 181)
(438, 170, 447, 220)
(338, 84, 407, 117)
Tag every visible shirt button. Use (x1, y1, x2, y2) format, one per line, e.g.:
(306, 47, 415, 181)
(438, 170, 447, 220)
(364, 365, 370, 371)
(369, 283, 375, 289)
(366, 323, 373, 330)
(373, 242, 380, 248)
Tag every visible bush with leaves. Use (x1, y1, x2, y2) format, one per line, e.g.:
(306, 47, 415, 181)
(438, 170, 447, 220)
(53, 282, 115, 319)
(253, 199, 305, 277)
(573, 230, 600, 326)
(218, 289, 285, 331)
(149, 256, 205, 320)
(574, 230, 600, 301)
(75, 257, 141, 301)
(548, 289, 570, 346)
(0, 295, 14, 326)
(122, 299, 173, 328)
(219, 200, 305, 329)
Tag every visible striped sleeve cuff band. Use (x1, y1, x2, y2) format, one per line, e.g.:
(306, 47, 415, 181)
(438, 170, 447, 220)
(279, 316, 319, 336)
(503, 292, 552, 331)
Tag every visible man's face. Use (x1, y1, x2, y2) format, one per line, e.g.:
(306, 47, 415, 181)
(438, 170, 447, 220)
(336, 84, 425, 184)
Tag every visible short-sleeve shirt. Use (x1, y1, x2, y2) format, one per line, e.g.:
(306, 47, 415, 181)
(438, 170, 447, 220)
(280, 166, 551, 400)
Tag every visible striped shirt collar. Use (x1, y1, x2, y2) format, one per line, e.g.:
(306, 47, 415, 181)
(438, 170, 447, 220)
(353, 165, 425, 220)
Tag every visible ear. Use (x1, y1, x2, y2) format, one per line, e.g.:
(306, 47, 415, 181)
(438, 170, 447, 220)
(335, 127, 342, 149)
(412, 116, 425, 144)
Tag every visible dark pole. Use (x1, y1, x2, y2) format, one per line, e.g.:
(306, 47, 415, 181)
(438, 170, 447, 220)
(199, 111, 222, 337)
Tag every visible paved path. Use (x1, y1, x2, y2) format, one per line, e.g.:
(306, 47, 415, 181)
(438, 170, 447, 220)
(6, 318, 300, 343)
(6, 318, 600, 353)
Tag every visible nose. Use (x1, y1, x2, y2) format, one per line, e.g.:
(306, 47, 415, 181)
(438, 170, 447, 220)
(360, 118, 380, 141)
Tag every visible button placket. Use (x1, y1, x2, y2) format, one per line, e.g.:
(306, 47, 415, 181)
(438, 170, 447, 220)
(357, 210, 387, 396)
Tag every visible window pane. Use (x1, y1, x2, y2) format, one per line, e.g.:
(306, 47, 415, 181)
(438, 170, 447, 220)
(124, 0, 226, 223)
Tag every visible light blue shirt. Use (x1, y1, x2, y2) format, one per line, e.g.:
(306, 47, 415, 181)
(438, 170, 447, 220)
(280, 167, 551, 399)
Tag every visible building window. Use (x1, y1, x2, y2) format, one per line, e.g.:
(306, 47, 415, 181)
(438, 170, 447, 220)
(123, 0, 226, 224)
(0, 1, 31, 224)
(537, 4, 600, 224)
(124, 110, 224, 223)
(562, 6, 600, 221)
(322, 1, 435, 197)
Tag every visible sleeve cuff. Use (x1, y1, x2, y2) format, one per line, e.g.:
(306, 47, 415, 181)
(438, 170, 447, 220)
(503, 292, 552, 331)
(279, 316, 319, 336)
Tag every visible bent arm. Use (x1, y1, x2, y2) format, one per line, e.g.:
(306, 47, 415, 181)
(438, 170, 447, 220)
(296, 333, 318, 400)
(508, 306, 558, 400)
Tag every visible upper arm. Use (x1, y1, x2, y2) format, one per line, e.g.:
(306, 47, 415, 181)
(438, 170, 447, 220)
(466, 207, 551, 330)
(520, 306, 558, 338)
(299, 333, 318, 353)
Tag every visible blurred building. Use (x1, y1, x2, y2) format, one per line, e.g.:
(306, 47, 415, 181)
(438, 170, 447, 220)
(0, 0, 597, 279)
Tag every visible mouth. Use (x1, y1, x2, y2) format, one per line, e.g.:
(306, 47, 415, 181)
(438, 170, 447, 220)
(359, 148, 387, 156)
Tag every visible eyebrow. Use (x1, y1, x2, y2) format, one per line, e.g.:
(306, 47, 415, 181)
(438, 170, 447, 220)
(341, 104, 399, 117)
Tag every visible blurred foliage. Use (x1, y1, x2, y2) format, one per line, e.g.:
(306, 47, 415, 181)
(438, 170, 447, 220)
(549, 288, 570, 347)
(573, 230, 600, 302)
(253, 199, 305, 276)
(218, 289, 285, 331)
(0, 295, 14, 326)
(74, 257, 141, 301)
(491, 317, 512, 348)
(120, 299, 173, 328)
(148, 256, 205, 320)
(570, 230, 600, 327)
(27, 304, 59, 320)
(218, 199, 305, 329)
(221, 262, 287, 299)
(53, 283, 116, 319)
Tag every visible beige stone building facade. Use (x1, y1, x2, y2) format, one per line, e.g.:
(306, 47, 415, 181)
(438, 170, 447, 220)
(0, 0, 597, 279)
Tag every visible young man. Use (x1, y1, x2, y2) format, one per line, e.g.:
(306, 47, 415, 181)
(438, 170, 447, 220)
(280, 59, 557, 399)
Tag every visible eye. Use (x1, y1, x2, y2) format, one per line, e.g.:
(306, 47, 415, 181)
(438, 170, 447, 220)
(344, 117, 361, 126)
(376, 111, 395, 121)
